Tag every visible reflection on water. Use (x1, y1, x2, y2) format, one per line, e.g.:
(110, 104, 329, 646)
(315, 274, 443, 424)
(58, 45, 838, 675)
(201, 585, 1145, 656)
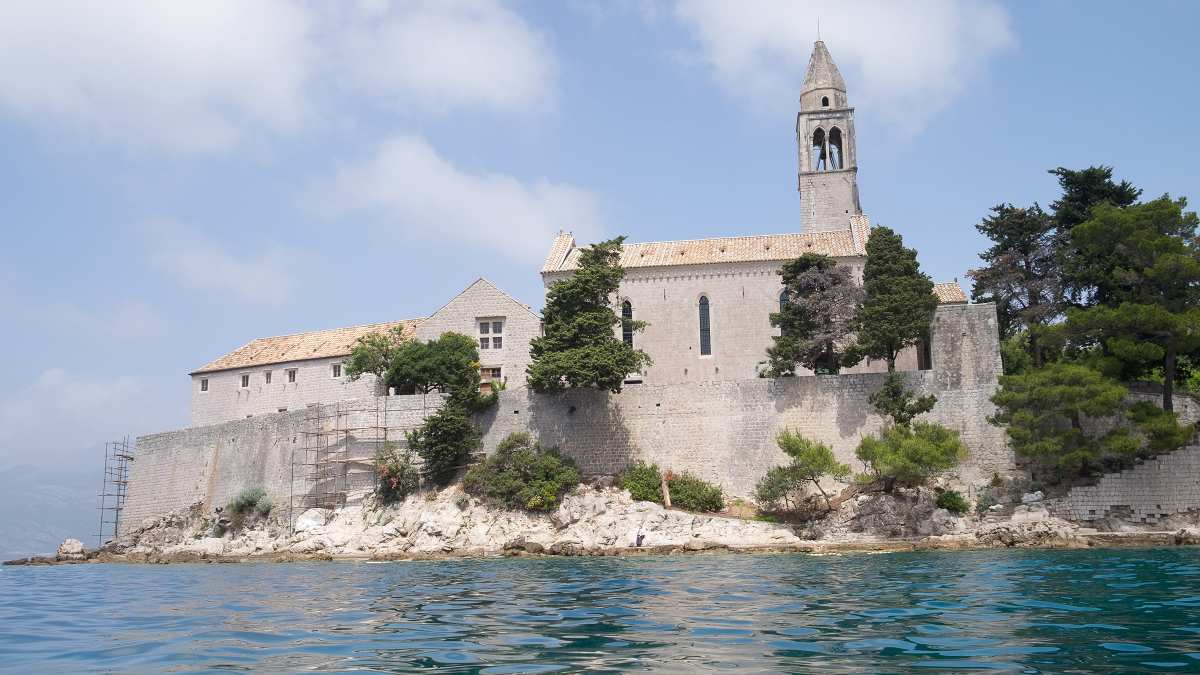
(3, 549, 1200, 672)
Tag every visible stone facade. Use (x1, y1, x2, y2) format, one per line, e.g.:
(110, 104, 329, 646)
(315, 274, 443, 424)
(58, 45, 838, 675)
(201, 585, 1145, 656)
(797, 40, 862, 234)
(189, 278, 538, 426)
(415, 278, 542, 392)
(1054, 440, 1200, 524)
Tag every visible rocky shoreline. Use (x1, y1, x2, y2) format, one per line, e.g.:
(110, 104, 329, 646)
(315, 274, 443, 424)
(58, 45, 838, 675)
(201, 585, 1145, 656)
(8, 485, 1200, 566)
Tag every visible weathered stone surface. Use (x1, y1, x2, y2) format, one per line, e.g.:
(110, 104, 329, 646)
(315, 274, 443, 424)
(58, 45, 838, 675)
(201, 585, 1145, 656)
(55, 539, 86, 561)
(293, 509, 328, 533)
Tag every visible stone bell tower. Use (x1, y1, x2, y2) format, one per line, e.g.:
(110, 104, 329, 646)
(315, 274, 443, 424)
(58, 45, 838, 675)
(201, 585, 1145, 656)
(797, 40, 862, 234)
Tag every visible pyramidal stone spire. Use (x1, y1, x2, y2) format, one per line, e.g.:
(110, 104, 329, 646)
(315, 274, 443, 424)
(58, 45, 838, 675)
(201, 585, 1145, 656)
(800, 40, 847, 111)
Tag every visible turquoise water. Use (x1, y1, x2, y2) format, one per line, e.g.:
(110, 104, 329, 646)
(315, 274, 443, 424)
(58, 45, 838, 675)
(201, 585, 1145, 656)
(3, 549, 1200, 672)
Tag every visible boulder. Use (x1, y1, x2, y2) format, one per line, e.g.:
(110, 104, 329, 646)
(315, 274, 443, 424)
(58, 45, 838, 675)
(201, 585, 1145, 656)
(1175, 528, 1200, 545)
(1021, 491, 1044, 504)
(293, 509, 328, 533)
(56, 538, 86, 562)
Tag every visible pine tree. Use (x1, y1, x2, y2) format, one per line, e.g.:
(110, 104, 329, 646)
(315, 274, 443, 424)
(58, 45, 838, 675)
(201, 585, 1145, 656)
(528, 237, 651, 393)
(968, 204, 1062, 366)
(844, 226, 938, 372)
(1065, 197, 1200, 412)
(764, 253, 862, 376)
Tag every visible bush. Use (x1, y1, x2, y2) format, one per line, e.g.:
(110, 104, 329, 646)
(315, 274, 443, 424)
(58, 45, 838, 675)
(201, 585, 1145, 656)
(667, 473, 724, 512)
(765, 431, 851, 511)
(936, 489, 970, 515)
(617, 461, 663, 503)
(375, 444, 420, 505)
(975, 492, 998, 516)
(855, 421, 968, 492)
(230, 487, 267, 514)
(406, 404, 481, 484)
(755, 465, 800, 512)
(463, 432, 581, 511)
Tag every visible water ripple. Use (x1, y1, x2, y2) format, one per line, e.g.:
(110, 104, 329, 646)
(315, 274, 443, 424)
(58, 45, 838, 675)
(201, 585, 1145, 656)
(3, 548, 1200, 672)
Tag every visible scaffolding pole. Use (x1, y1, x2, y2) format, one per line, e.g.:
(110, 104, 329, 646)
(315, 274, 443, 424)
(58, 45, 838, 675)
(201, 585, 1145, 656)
(96, 436, 133, 548)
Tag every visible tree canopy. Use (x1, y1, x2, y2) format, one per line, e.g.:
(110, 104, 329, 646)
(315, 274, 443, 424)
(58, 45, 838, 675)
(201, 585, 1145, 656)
(854, 422, 967, 493)
(869, 372, 936, 427)
(844, 226, 938, 372)
(764, 253, 862, 376)
(528, 236, 651, 393)
(344, 325, 412, 385)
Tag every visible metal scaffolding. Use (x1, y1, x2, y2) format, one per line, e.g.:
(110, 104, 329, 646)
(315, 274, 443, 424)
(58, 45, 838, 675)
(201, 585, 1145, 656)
(96, 436, 133, 548)
(288, 397, 400, 528)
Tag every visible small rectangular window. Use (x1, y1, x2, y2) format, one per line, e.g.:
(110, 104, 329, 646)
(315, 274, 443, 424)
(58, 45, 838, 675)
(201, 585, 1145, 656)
(479, 322, 490, 334)
(240, 374, 250, 388)
(332, 363, 342, 378)
(278, 407, 287, 413)
(480, 337, 489, 349)
(492, 336, 503, 349)
(200, 378, 209, 392)
(287, 369, 297, 383)
(264, 371, 272, 384)
(492, 321, 503, 334)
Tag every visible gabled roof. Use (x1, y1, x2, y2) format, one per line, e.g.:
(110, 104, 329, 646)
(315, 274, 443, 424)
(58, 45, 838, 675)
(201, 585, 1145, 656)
(542, 217, 870, 274)
(423, 277, 540, 323)
(933, 281, 968, 304)
(191, 319, 423, 375)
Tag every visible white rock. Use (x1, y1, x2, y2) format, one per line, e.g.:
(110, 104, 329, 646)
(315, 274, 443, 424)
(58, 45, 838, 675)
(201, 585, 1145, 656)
(1021, 491, 1044, 504)
(294, 508, 329, 532)
(56, 538, 86, 561)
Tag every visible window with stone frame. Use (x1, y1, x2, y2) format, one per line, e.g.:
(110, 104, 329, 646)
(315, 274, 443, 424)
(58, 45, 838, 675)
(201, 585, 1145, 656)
(200, 378, 209, 392)
(240, 374, 250, 388)
(478, 317, 505, 350)
(621, 300, 634, 347)
(287, 369, 297, 383)
(264, 370, 272, 384)
(332, 363, 342, 378)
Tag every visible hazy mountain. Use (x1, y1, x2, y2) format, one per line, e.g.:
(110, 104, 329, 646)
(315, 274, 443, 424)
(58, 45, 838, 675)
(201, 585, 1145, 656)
(0, 462, 100, 560)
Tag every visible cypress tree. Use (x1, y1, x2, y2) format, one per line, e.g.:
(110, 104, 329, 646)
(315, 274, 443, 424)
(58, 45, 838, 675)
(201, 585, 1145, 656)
(844, 226, 938, 372)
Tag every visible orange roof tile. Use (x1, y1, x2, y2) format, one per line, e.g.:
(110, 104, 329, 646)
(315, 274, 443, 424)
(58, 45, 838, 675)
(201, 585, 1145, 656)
(543, 227, 868, 274)
(933, 281, 968, 304)
(192, 319, 423, 375)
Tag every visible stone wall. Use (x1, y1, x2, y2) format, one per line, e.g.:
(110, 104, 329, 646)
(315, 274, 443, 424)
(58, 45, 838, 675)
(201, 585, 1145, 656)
(123, 395, 433, 534)
(189, 356, 386, 428)
(125, 303, 1006, 530)
(1052, 440, 1200, 524)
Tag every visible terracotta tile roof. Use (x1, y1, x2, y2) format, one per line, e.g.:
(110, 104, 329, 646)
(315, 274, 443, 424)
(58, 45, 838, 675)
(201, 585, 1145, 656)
(192, 319, 423, 375)
(543, 225, 869, 274)
(933, 281, 968, 304)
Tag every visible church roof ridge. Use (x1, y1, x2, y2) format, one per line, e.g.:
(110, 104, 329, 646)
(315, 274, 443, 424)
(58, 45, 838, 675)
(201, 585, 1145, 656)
(543, 227, 867, 274)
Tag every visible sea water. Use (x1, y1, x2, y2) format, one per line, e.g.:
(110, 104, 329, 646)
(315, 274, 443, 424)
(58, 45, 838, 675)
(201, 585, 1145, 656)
(3, 548, 1200, 672)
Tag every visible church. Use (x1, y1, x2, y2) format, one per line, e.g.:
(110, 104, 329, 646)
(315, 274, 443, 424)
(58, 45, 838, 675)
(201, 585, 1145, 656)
(188, 40, 966, 427)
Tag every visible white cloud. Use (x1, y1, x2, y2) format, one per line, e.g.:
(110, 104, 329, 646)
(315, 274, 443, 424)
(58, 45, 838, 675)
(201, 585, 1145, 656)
(146, 222, 301, 305)
(0, 369, 145, 462)
(318, 134, 603, 263)
(0, 1, 313, 154)
(334, 0, 557, 114)
(0, 0, 557, 153)
(671, 0, 1014, 134)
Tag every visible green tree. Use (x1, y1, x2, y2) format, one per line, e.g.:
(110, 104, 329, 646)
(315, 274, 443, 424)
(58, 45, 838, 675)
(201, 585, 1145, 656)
(990, 362, 1189, 476)
(968, 204, 1062, 367)
(528, 237, 651, 393)
(844, 226, 938, 372)
(764, 253, 862, 375)
(344, 325, 412, 385)
(855, 422, 967, 493)
(1049, 165, 1141, 231)
(388, 333, 481, 399)
(463, 432, 581, 511)
(405, 404, 481, 484)
(767, 431, 851, 510)
(1065, 198, 1200, 411)
(869, 372, 936, 427)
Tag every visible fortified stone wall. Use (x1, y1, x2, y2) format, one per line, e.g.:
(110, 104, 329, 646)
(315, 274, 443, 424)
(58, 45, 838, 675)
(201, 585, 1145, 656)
(1052, 440, 1200, 524)
(123, 303, 1006, 531)
(122, 395, 433, 535)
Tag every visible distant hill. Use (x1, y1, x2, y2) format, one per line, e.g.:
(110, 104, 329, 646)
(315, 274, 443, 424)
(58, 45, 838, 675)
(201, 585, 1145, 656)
(0, 463, 100, 560)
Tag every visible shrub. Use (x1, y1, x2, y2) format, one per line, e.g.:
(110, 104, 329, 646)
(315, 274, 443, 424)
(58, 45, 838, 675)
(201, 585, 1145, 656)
(935, 489, 970, 515)
(617, 461, 663, 503)
(855, 421, 968, 492)
(463, 432, 581, 511)
(667, 473, 724, 512)
(254, 494, 273, 516)
(975, 492, 998, 516)
(772, 431, 851, 510)
(230, 487, 267, 514)
(406, 404, 481, 484)
(375, 444, 420, 505)
(755, 465, 800, 512)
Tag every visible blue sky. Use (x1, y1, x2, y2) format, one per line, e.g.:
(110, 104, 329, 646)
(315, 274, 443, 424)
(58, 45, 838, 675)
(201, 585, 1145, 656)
(0, 1, 1197, 548)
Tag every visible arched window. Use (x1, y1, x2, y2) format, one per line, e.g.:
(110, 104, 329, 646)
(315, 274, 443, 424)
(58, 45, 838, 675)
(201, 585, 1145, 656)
(821, 96, 829, 107)
(811, 128, 827, 171)
(621, 300, 634, 347)
(778, 289, 789, 314)
(698, 296, 712, 355)
(828, 127, 844, 170)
